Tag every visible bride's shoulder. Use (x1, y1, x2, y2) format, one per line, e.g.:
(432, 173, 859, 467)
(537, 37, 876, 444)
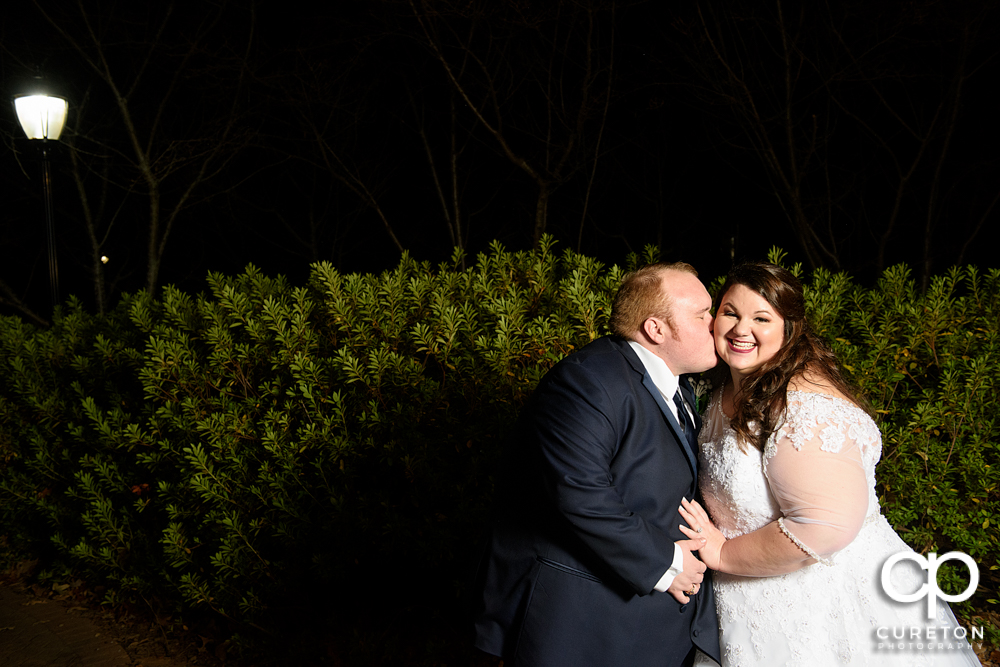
(773, 375, 878, 454)
(783, 372, 875, 430)
(787, 370, 852, 404)
(784, 373, 870, 425)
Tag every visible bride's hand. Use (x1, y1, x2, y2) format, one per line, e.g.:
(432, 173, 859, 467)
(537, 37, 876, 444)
(679, 498, 726, 571)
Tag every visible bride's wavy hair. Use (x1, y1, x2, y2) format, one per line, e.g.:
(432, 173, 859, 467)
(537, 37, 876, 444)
(718, 262, 869, 452)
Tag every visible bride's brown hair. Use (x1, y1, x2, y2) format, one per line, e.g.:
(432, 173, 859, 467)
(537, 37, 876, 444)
(718, 262, 869, 452)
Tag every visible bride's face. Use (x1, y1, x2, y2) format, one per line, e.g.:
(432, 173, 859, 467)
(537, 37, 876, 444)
(714, 284, 785, 378)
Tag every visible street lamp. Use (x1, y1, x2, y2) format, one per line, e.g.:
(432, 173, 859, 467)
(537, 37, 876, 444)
(14, 92, 68, 312)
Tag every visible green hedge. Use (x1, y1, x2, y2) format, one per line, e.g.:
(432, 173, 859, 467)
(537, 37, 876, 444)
(1, 240, 996, 640)
(0, 238, 622, 626)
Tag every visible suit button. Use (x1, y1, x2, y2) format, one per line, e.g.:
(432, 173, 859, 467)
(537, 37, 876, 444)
(693, 629, 700, 638)
(679, 604, 688, 612)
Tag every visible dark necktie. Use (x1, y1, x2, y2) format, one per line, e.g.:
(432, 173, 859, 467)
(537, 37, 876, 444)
(673, 388, 697, 451)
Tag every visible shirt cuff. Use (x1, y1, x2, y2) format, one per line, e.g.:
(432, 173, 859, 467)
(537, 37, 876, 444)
(652, 543, 684, 592)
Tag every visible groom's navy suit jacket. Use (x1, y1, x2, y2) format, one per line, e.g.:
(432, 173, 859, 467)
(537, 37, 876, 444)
(474, 336, 721, 666)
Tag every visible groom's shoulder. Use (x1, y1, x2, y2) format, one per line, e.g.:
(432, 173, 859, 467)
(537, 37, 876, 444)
(549, 336, 639, 378)
(525, 337, 644, 421)
(562, 335, 628, 361)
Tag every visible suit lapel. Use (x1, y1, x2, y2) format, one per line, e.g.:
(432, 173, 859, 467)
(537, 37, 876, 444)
(617, 341, 699, 479)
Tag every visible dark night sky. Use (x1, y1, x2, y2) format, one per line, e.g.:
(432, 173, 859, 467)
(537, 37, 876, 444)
(2, 0, 998, 321)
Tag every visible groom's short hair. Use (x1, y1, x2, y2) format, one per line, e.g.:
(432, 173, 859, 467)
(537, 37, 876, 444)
(609, 262, 698, 340)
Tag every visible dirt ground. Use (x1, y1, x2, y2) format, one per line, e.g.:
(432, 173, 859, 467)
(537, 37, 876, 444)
(2, 563, 229, 667)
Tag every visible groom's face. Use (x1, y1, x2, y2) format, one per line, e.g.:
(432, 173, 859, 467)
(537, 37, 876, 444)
(660, 272, 717, 376)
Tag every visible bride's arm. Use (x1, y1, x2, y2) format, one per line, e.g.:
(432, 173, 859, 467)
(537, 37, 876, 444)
(680, 499, 810, 575)
(681, 410, 870, 576)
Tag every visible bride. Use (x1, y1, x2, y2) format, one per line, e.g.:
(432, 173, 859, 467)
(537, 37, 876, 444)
(679, 262, 982, 666)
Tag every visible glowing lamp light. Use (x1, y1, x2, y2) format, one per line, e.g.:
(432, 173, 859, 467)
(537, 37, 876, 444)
(12, 87, 69, 313)
(14, 94, 68, 141)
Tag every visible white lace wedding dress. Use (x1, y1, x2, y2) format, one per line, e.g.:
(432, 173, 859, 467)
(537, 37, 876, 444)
(693, 389, 982, 667)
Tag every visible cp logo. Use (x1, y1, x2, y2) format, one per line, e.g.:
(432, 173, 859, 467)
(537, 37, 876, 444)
(881, 551, 979, 619)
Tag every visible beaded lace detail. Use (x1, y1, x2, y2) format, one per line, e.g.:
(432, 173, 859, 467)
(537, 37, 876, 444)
(777, 516, 833, 566)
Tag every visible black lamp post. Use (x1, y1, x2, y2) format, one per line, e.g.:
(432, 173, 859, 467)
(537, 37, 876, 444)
(14, 92, 68, 312)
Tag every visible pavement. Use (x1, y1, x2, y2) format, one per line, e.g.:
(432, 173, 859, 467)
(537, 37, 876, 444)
(0, 581, 132, 667)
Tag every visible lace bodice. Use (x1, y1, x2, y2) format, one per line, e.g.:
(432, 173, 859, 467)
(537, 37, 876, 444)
(698, 388, 883, 558)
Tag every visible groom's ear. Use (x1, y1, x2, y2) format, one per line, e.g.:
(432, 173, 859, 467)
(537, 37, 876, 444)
(641, 316, 666, 344)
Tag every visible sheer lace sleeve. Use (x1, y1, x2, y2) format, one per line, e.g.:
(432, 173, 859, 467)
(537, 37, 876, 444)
(763, 393, 872, 563)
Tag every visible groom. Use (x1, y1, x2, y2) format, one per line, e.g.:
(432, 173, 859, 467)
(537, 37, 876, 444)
(474, 262, 722, 667)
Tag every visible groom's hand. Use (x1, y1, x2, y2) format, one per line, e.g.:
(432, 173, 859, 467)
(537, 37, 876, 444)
(667, 538, 707, 603)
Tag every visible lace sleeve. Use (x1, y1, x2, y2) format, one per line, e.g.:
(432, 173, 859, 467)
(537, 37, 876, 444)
(763, 395, 871, 560)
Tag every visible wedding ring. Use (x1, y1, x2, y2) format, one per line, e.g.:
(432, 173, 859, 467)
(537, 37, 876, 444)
(697, 527, 703, 533)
